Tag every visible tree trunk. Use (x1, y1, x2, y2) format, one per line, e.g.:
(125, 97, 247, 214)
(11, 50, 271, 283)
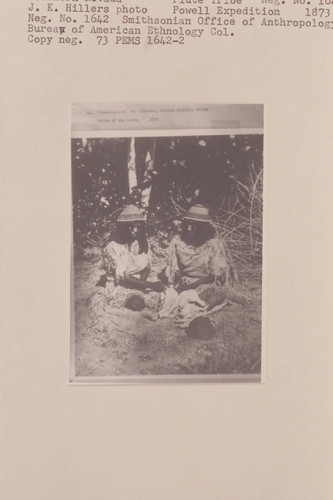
(126, 137, 156, 208)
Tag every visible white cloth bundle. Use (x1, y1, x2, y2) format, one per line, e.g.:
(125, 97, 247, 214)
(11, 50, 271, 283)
(158, 287, 207, 325)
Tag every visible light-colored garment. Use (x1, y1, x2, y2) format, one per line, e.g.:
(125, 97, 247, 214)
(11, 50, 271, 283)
(160, 235, 233, 326)
(158, 287, 228, 327)
(158, 287, 206, 317)
(99, 240, 159, 310)
(102, 239, 150, 283)
(165, 235, 231, 286)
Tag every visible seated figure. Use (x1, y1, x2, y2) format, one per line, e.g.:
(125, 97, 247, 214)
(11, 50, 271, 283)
(101, 205, 164, 310)
(162, 204, 235, 326)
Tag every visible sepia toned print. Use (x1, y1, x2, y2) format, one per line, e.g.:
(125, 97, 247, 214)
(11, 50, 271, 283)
(71, 103, 264, 383)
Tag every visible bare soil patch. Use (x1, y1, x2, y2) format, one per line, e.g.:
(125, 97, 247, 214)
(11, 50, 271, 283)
(74, 252, 262, 378)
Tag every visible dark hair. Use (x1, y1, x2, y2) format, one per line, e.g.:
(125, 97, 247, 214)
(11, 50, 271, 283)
(181, 220, 216, 245)
(112, 221, 149, 254)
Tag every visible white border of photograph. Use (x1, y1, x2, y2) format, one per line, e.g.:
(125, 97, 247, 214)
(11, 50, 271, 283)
(70, 102, 266, 385)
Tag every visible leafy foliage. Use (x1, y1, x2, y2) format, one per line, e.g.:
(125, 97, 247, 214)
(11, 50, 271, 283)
(72, 135, 263, 270)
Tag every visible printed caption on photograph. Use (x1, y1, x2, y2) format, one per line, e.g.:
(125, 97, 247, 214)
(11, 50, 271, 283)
(27, 0, 333, 46)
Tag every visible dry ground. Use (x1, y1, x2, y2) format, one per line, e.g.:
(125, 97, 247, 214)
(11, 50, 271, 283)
(73, 247, 262, 379)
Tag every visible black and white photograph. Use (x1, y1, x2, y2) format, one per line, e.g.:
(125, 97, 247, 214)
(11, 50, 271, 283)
(71, 103, 264, 383)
